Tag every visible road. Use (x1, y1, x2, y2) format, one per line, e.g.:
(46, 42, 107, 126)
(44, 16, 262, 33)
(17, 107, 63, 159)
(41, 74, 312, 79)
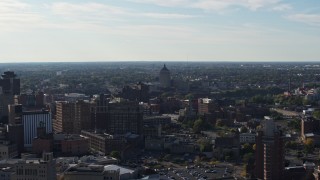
(271, 108, 300, 117)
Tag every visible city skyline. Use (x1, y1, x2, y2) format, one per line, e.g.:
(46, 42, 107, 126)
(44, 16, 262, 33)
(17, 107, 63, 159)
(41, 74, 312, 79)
(0, 0, 320, 63)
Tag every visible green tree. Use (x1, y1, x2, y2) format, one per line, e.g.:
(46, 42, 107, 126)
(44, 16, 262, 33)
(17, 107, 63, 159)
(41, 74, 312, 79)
(243, 152, 254, 163)
(240, 126, 248, 133)
(313, 110, 320, 119)
(198, 139, 212, 152)
(288, 119, 301, 131)
(193, 118, 211, 133)
(110, 151, 121, 159)
(304, 139, 314, 154)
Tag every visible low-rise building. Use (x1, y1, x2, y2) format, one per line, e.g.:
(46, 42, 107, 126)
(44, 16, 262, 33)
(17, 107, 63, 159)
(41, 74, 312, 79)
(81, 131, 142, 155)
(12, 152, 56, 180)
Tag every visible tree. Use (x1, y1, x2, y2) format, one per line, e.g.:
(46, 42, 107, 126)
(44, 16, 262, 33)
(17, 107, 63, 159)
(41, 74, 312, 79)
(313, 110, 320, 119)
(198, 139, 212, 152)
(304, 139, 314, 154)
(243, 153, 254, 163)
(288, 119, 301, 131)
(110, 151, 121, 159)
(193, 118, 211, 133)
(240, 126, 248, 133)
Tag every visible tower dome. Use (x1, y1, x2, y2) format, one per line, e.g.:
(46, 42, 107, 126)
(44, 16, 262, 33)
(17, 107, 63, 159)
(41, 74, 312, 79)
(159, 64, 171, 88)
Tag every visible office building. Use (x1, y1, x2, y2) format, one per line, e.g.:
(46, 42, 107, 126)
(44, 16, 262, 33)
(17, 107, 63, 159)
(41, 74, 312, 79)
(106, 101, 143, 135)
(22, 110, 52, 148)
(91, 97, 143, 135)
(54, 100, 91, 134)
(54, 101, 75, 133)
(0, 71, 20, 120)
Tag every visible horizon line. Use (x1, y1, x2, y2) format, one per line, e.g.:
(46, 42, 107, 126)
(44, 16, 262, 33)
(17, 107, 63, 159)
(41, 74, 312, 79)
(0, 60, 320, 64)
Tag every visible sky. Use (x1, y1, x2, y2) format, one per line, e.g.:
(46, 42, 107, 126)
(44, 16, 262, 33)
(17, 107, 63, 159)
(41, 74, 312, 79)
(0, 0, 320, 63)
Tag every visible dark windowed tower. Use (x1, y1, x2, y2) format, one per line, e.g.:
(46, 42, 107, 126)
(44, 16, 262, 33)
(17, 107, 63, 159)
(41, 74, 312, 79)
(0, 71, 20, 121)
(255, 118, 285, 180)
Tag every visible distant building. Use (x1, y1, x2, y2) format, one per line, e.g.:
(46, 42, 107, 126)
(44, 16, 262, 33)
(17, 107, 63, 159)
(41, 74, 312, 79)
(159, 64, 171, 88)
(120, 82, 149, 102)
(198, 98, 215, 115)
(255, 118, 285, 180)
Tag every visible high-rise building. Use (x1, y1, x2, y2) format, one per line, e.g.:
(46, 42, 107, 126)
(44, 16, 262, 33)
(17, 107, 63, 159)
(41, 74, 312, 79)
(159, 64, 171, 88)
(74, 100, 91, 134)
(255, 118, 285, 180)
(54, 101, 75, 133)
(106, 101, 143, 135)
(54, 100, 92, 134)
(0, 71, 20, 121)
(22, 110, 52, 148)
(91, 96, 143, 135)
(91, 94, 109, 132)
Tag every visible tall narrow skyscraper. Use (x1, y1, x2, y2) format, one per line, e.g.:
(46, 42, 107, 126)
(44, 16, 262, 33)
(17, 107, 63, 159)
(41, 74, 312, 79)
(255, 118, 285, 180)
(0, 71, 20, 121)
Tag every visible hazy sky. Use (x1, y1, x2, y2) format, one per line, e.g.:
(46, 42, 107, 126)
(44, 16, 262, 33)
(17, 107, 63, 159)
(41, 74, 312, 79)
(0, 0, 320, 62)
